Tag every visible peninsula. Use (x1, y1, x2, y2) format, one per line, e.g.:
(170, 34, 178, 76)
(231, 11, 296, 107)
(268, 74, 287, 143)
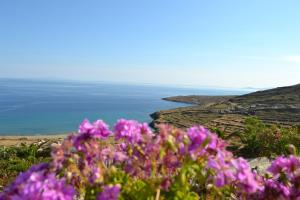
(151, 84, 300, 135)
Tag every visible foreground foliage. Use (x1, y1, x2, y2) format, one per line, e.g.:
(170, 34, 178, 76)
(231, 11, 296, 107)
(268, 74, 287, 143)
(0, 143, 51, 189)
(1, 119, 300, 199)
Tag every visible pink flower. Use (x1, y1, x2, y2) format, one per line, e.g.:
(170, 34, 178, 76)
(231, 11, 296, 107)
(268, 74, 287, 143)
(231, 158, 263, 194)
(91, 119, 112, 138)
(78, 119, 94, 134)
(114, 119, 142, 143)
(207, 151, 235, 187)
(78, 119, 111, 138)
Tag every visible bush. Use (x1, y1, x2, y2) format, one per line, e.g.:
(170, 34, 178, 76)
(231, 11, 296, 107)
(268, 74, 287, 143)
(239, 117, 300, 157)
(0, 144, 51, 188)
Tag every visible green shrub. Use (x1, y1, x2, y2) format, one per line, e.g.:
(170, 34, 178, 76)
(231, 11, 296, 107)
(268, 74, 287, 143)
(238, 117, 300, 158)
(0, 144, 51, 188)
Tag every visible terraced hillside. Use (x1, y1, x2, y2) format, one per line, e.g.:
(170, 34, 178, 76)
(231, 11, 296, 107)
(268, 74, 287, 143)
(150, 84, 300, 137)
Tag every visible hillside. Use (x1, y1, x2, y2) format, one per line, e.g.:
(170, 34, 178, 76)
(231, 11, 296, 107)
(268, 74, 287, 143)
(231, 84, 300, 105)
(163, 95, 236, 106)
(150, 84, 300, 142)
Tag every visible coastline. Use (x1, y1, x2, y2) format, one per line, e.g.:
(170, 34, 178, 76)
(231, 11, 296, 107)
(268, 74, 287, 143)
(150, 84, 300, 137)
(162, 95, 235, 105)
(0, 134, 68, 146)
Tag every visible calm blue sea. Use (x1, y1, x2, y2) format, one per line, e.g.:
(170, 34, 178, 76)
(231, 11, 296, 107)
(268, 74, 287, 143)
(0, 79, 250, 135)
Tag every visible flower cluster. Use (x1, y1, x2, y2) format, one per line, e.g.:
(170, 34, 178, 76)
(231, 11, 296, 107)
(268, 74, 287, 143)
(255, 155, 300, 199)
(1, 118, 300, 199)
(0, 163, 75, 200)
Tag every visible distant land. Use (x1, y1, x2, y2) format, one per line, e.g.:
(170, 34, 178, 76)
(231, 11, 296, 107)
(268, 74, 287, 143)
(151, 83, 300, 140)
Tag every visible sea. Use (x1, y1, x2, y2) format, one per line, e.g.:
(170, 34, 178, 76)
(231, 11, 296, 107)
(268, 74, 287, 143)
(0, 79, 251, 135)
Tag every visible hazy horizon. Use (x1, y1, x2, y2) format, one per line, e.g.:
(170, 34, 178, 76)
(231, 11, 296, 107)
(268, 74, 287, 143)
(0, 77, 272, 91)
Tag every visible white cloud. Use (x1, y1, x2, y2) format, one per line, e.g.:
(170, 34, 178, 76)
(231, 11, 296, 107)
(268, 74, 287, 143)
(282, 55, 300, 64)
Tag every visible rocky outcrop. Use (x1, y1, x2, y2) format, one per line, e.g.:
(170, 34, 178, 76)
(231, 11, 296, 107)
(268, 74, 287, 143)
(248, 157, 271, 175)
(34, 139, 63, 157)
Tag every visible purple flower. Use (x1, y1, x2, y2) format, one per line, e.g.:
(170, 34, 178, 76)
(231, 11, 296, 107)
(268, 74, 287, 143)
(207, 151, 235, 187)
(88, 165, 102, 184)
(259, 155, 300, 199)
(187, 126, 207, 151)
(78, 119, 111, 138)
(231, 158, 263, 194)
(207, 153, 262, 194)
(187, 126, 224, 159)
(1, 163, 75, 200)
(267, 156, 291, 174)
(114, 119, 142, 143)
(179, 142, 185, 155)
(139, 122, 153, 137)
(97, 185, 121, 200)
(268, 155, 300, 175)
(8, 118, 299, 199)
(265, 179, 290, 197)
(91, 119, 112, 138)
(78, 119, 94, 134)
(73, 132, 92, 151)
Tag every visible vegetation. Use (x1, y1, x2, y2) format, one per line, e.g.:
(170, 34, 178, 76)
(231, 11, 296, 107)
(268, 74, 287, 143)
(238, 117, 300, 158)
(0, 143, 51, 189)
(2, 118, 300, 199)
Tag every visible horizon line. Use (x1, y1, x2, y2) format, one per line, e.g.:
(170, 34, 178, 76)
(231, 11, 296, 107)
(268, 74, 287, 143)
(0, 76, 275, 91)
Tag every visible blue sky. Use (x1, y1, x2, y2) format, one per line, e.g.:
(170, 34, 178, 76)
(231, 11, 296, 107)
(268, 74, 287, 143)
(0, 0, 299, 88)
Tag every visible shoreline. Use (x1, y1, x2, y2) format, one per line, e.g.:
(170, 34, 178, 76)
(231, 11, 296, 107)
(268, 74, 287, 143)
(162, 95, 235, 105)
(0, 134, 69, 146)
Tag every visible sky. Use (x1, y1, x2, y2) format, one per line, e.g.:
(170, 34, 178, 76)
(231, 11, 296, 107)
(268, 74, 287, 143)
(0, 0, 299, 88)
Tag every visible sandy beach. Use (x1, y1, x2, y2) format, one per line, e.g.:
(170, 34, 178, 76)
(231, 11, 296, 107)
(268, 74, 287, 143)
(0, 134, 69, 146)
